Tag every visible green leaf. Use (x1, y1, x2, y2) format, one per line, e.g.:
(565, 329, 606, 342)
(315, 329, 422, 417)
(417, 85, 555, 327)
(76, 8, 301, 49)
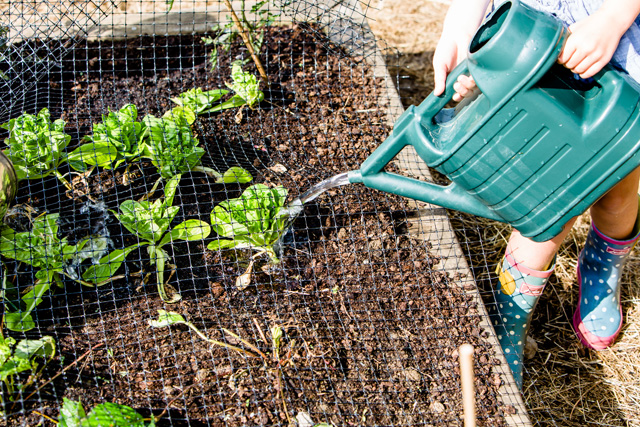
(162, 106, 197, 126)
(206, 238, 248, 251)
(4, 312, 35, 332)
(59, 398, 86, 427)
(67, 141, 120, 170)
(208, 184, 288, 263)
(14, 336, 55, 362)
(226, 61, 264, 108)
(148, 309, 186, 328)
(81, 245, 139, 285)
(59, 399, 152, 427)
(204, 94, 247, 113)
(218, 167, 253, 184)
(162, 174, 181, 208)
(170, 88, 229, 115)
(83, 402, 148, 427)
(158, 220, 211, 247)
(1, 108, 71, 180)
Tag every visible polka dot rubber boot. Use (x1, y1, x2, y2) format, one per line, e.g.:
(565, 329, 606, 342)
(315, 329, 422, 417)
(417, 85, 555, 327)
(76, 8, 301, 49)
(573, 221, 640, 350)
(489, 247, 554, 390)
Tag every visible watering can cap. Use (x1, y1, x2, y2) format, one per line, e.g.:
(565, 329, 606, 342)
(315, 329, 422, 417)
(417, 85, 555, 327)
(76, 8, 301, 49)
(466, 0, 567, 101)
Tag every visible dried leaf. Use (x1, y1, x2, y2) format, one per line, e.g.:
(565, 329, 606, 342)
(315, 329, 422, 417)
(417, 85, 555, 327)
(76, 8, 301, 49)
(236, 261, 254, 290)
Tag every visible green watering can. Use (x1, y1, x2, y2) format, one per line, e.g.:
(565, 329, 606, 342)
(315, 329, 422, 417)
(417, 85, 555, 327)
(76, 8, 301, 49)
(348, 0, 640, 242)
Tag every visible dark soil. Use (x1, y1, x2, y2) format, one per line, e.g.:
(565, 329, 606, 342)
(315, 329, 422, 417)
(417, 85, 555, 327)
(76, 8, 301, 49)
(3, 25, 511, 426)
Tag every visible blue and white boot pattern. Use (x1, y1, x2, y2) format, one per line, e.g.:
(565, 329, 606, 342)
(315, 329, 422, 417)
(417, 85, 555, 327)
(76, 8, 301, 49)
(488, 248, 554, 389)
(574, 220, 640, 350)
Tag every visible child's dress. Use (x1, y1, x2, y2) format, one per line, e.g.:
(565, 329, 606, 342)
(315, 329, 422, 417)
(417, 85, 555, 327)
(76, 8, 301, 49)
(516, 0, 640, 83)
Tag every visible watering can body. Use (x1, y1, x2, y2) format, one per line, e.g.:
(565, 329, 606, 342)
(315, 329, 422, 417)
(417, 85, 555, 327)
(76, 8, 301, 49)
(350, 0, 640, 242)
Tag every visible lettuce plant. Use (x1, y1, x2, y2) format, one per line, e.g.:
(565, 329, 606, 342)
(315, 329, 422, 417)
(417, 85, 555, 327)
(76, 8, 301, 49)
(68, 104, 146, 171)
(0, 214, 103, 331)
(83, 175, 211, 303)
(58, 398, 155, 427)
(170, 88, 230, 114)
(0, 108, 72, 187)
(0, 332, 55, 415)
(142, 108, 205, 180)
(209, 184, 288, 264)
(225, 61, 264, 109)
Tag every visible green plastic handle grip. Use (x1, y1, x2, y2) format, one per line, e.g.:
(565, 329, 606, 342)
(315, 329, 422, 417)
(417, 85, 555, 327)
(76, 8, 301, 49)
(415, 60, 470, 133)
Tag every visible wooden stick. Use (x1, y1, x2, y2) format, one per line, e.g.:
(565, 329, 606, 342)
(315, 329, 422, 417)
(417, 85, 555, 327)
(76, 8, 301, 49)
(222, 0, 269, 83)
(459, 344, 477, 427)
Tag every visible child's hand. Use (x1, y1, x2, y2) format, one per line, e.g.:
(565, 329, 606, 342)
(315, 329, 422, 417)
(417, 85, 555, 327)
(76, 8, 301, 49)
(433, 37, 478, 102)
(432, 0, 490, 101)
(558, 9, 626, 78)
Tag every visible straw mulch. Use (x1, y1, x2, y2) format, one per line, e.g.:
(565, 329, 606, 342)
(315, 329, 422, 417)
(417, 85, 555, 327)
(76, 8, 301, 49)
(367, 0, 640, 426)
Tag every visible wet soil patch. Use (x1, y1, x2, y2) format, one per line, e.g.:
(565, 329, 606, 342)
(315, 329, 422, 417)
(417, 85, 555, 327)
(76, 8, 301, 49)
(3, 25, 511, 426)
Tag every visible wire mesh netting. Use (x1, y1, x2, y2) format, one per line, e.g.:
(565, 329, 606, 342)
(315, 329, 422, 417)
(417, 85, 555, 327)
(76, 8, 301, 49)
(0, 0, 582, 426)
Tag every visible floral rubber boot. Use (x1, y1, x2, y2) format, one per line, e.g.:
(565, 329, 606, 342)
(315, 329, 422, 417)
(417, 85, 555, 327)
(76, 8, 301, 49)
(573, 217, 640, 350)
(489, 247, 554, 389)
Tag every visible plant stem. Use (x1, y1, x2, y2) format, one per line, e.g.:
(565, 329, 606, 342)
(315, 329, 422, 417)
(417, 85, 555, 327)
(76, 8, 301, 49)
(20, 342, 105, 408)
(192, 165, 222, 179)
(184, 322, 261, 358)
(222, 0, 269, 83)
(54, 170, 73, 192)
(222, 328, 268, 359)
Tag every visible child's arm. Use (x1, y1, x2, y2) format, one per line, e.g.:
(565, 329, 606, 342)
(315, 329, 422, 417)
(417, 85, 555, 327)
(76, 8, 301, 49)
(432, 0, 491, 101)
(559, 0, 640, 77)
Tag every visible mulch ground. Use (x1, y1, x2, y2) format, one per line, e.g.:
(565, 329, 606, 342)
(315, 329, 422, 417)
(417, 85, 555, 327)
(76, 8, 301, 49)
(2, 24, 513, 426)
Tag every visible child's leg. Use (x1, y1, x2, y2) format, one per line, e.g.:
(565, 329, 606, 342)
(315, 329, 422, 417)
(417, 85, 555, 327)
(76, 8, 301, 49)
(490, 221, 575, 389)
(574, 167, 640, 350)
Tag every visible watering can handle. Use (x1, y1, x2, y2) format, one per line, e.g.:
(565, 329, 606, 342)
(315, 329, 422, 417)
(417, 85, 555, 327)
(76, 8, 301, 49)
(415, 60, 470, 123)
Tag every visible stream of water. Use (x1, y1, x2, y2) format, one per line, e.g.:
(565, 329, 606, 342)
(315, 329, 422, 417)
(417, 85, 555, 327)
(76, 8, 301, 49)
(274, 171, 353, 254)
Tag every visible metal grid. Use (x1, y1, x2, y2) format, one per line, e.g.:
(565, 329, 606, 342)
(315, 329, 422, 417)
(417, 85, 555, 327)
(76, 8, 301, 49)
(0, 1, 556, 425)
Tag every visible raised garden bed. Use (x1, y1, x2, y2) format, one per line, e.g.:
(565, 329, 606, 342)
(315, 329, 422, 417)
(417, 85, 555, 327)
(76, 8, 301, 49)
(2, 16, 520, 427)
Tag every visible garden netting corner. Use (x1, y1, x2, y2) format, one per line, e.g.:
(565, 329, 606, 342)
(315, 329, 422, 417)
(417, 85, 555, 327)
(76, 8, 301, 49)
(0, 1, 554, 426)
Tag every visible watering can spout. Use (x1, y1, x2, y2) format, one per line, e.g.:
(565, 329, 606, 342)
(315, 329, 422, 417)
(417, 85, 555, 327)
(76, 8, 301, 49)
(351, 166, 503, 222)
(347, 170, 363, 184)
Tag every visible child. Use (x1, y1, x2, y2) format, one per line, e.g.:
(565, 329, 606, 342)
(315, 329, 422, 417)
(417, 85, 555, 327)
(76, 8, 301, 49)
(433, 0, 640, 389)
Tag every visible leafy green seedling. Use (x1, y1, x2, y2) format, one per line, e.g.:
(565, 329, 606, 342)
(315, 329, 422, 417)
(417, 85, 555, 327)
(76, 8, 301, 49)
(68, 104, 146, 172)
(142, 106, 254, 187)
(0, 214, 104, 331)
(149, 310, 266, 358)
(170, 88, 230, 115)
(208, 184, 288, 264)
(225, 61, 264, 109)
(172, 65, 264, 118)
(0, 331, 55, 414)
(0, 108, 72, 188)
(83, 175, 211, 303)
(141, 108, 203, 180)
(58, 397, 155, 427)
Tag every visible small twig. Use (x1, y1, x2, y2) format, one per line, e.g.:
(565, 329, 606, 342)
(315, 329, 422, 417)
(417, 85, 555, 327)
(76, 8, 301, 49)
(222, 328, 268, 359)
(32, 410, 57, 424)
(184, 323, 260, 358)
(253, 318, 268, 345)
(21, 342, 105, 405)
(152, 383, 198, 423)
(222, 0, 268, 83)
(277, 370, 291, 425)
